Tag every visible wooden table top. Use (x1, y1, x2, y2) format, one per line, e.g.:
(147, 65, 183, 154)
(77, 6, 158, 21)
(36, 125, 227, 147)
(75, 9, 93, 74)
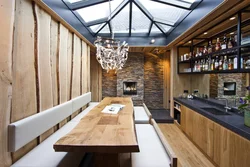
(54, 97, 139, 153)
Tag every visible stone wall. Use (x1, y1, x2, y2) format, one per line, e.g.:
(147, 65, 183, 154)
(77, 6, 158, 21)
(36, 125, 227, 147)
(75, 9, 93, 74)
(102, 52, 164, 108)
(210, 74, 218, 98)
(144, 53, 164, 109)
(102, 70, 117, 98)
(117, 53, 144, 106)
(217, 73, 246, 98)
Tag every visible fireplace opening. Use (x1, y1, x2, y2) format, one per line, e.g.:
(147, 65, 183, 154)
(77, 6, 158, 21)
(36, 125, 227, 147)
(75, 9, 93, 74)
(224, 82, 236, 95)
(123, 82, 137, 95)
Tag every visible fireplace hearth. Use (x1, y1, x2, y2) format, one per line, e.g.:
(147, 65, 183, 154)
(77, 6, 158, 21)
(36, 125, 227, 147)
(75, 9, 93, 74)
(123, 82, 137, 95)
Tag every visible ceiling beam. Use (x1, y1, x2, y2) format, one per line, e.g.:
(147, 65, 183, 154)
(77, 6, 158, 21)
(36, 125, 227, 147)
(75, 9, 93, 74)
(108, 22, 113, 37)
(85, 18, 108, 27)
(129, 1, 133, 36)
(148, 21, 153, 36)
(95, 0, 130, 36)
(150, 0, 190, 10)
(69, 0, 113, 10)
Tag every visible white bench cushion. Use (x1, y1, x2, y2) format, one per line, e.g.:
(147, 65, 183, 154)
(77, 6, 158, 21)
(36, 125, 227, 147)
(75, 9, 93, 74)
(70, 103, 99, 122)
(72, 92, 91, 113)
(11, 122, 84, 167)
(88, 102, 100, 107)
(134, 106, 150, 124)
(132, 124, 171, 167)
(9, 101, 72, 152)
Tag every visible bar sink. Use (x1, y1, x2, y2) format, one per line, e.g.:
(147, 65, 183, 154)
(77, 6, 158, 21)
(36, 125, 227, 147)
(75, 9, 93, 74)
(200, 107, 231, 115)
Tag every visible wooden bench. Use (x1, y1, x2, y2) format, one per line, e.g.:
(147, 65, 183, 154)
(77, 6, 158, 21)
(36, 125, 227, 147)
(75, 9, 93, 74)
(134, 103, 152, 124)
(132, 119, 177, 167)
(8, 92, 96, 167)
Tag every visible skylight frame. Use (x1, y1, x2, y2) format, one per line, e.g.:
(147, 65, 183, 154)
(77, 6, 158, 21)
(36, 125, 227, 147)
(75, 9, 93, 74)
(62, 0, 202, 38)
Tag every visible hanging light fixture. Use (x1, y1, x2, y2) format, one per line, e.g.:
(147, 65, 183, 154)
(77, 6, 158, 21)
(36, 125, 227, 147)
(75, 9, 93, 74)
(94, 0, 129, 73)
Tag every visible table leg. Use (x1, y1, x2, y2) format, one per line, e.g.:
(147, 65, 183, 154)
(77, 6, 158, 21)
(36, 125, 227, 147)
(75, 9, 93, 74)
(93, 153, 131, 167)
(93, 153, 119, 167)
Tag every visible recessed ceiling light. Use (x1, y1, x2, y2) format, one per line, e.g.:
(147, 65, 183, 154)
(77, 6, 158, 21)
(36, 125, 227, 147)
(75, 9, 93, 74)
(204, 32, 208, 35)
(230, 17, 236, 20)
(150, 39, 155, 44)
(189, 41, 191, 43)
(230, 32, 235, 35)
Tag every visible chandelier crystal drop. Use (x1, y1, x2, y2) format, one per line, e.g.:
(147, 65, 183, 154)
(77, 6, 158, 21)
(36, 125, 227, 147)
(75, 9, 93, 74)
(94, 0, 129, 73)
(95, 36, 129, 73)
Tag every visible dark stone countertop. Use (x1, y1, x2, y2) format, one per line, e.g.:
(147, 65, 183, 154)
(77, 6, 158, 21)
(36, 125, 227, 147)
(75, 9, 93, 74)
(174, 97, 250, 141)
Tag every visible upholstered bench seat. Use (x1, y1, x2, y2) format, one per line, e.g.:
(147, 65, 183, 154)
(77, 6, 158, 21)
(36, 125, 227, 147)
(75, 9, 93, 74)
(132, 124, 172, 167)
(88, 102, 100, 107)
(70, 103, 99, 122)
(134, 104, 152, 124)
(11, 122, 84, 167)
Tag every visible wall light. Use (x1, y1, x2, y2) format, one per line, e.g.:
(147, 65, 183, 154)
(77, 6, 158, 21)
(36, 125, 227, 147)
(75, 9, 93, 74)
(150, 39, 155, 44)
(230, 17, 236, 20)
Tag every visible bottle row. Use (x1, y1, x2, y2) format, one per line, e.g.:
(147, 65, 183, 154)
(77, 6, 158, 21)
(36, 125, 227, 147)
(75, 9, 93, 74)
(180, 33, 237, 61)
(192, 56, 250, 72)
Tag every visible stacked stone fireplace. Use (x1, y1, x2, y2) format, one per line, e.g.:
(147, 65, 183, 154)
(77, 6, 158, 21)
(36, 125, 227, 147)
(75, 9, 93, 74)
(117, 53, 144, 106)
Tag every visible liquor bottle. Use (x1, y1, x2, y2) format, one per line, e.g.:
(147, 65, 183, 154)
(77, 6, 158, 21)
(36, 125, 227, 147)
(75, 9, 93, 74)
(195, 48, 199, 57)
(228, 58, 232, 70)
(234, 56, 237, 69)
(205, 60, 208, 71)
(221, 34, 227, 50)
(203, 46, 208, 55)
(194, 61, 197, 72)
(228, 35, 234, 48)
(211, 59, 214, 71)
(208, 41, 213, 54)
(199, 47, 203, 57)
(234, 34, 238, 46)
(208, 58, 211, 71)
(215, 56, 219, 70)
(200, 60, 203, 71)
(223, 56, 228, 70)
(215, 38, 221, 51)
(219, 56, 223, 70)
(197, 61, 200, 72)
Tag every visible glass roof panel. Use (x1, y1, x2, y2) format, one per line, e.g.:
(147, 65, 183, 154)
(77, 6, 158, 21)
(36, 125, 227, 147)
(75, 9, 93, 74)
(99, 24, 110, 34)
(156, 23, 172, 33)
(111, 4, 130, 33)
(151, 24, 161, 33)
(89, 23, 105, 33)
(138, 0, 188, 25)
(76, 0, 123, 23)
(131, 3, 150, 33)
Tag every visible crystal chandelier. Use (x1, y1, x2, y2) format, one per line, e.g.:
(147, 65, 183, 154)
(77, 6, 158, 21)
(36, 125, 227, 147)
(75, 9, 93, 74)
(94, 0, 129, 73)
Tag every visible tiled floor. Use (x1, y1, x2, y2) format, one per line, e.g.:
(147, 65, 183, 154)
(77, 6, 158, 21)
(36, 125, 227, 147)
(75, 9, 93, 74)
(149, 109, 174, 123)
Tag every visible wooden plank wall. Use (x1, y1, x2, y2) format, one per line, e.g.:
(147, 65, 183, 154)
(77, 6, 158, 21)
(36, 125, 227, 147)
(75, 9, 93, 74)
(163, 51, 171, 109)
(90, 51, 102, 102)
(0, 0, 15, 166)
(0, 0, 92, 165)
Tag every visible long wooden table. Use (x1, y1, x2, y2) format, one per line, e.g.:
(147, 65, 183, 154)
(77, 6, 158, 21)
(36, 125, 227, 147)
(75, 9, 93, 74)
(54, 97, 139, 167)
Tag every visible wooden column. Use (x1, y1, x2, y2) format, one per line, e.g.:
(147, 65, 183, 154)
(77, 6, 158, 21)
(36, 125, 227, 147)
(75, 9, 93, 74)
(0, 0, 15, 166)
(163, 51, 171, 109)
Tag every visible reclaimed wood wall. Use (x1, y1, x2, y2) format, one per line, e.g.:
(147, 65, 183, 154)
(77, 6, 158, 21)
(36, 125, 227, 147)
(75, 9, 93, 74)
(0, 0, 92, 166)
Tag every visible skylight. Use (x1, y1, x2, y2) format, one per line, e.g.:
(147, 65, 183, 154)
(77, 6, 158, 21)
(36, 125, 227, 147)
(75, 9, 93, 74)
(76, 0, 123, 23)
(63, 0, 200, 37)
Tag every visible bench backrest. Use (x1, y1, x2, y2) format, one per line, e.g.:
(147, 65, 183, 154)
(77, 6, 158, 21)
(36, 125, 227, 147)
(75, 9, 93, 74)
(72, 92, 91, 113)
(8, 92, 92, 152)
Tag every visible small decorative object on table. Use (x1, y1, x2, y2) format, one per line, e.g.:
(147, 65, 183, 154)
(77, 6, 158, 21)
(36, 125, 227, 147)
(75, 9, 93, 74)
(238, 86, 250, 127)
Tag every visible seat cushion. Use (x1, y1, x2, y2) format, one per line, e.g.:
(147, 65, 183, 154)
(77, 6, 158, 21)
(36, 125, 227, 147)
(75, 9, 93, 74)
(134, 106, 150, 124)
(88, 102, 100, 107)
(70, 103, 98, 122)
(132, 124, 171, 167)
(11, 122, 84, 167)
